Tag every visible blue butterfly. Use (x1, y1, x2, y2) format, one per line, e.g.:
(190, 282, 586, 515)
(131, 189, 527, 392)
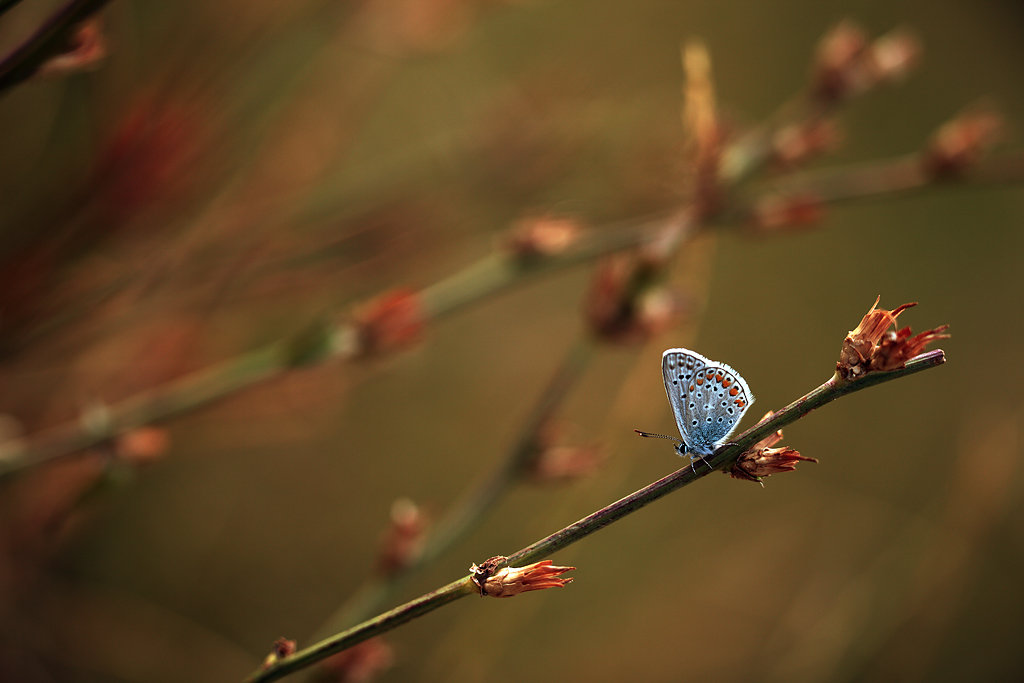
(638, 348, 754, 473)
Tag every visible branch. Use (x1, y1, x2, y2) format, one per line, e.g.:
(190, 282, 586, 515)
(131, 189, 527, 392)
(244, 349, 945, 683)
(0, 0, 111, 94)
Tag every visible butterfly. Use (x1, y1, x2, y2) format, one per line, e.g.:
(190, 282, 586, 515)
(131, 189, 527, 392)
(637, 348, 754, 473)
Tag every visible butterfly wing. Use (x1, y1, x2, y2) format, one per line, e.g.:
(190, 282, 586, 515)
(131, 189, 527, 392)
(661, 348, 707, 450)
(662, 348, 754, 456)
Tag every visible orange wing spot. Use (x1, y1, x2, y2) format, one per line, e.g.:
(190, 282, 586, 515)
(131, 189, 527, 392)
(706, 371, 715, 379)
(735, 399, 745, 407)
(715, 373, 723, 382)
(695, 377, 704, 385)
(729, 387, 739, 396)
(722, 379, 732, 387)
(689, 384, 695, 392)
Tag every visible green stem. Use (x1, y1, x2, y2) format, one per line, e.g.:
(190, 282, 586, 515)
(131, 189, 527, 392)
(245, 350, 945, 682)
(0, 0, 112, 94)
(0, 342, 288, 478)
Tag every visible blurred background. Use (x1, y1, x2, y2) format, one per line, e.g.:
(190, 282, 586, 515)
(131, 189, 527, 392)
(1, 1, 1023, 681)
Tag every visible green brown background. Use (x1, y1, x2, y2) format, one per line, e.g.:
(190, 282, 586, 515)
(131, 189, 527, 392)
(1, 1, 1023, 681)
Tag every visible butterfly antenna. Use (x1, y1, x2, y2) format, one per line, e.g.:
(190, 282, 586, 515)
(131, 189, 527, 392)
(634, 429, 684, 446)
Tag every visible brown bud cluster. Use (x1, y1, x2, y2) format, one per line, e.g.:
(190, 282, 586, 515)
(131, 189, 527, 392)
(837, 297, 949, 381)
(471, 559, 575, 598)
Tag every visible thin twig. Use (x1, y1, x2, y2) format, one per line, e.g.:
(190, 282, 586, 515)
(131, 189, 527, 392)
(244, 350, 945, 683)
(0, 0, 111, 94)
(0, 0, 27, 18)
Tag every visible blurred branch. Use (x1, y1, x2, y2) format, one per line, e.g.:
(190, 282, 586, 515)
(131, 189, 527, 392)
(244, 349, 946, 683)
(0, 0, 111, 94)
(0, 0, 27, 18)
(745, 148, 1024, 213)
(310, 339, 595, 638)
(2, 145, 1018, 481)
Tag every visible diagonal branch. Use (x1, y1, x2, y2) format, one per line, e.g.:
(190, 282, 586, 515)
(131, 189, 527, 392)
(0, 0, 111, 94)
(244, 349, 945, 683)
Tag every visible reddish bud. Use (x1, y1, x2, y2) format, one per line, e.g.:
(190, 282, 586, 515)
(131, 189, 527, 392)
(352, 289, 425, 356)
(865, 29, 921, 85)
(811, 20, 870, 103)
(320, 638, 394, 683)
(770, 119, 842, 169)
(923, 107, 1005, 179)
(114, 427, 170, 464)
(375, 498, 428, 577)
(261, 638, 297, 669)
(503, 215, 582, 261)
(749, 193, 825, 233)
(37, 19, 107, 78)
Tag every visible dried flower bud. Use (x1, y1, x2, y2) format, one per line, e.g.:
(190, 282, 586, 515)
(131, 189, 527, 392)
(114, 427, 169, 464)
(730, 447, 818, 484)
(503, 215, 582, 261)
(261, 637, 297, 669)
(837, 297, 948, 380)
(771, 119, 842, 169)
(471, 559, 575, 598)
(923, 107, 1005, 179)
(375, 498, 428, 577)
(584, 254, 680, 344)
(320, 638, 394, 683)
(749, 193, 825, 233)
(871, 324, 951, 373)
(37, 19, 107, 78)
(352, 289, 425, 356)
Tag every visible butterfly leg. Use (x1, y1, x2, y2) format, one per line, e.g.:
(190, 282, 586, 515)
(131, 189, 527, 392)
(689, 454, 713, 475)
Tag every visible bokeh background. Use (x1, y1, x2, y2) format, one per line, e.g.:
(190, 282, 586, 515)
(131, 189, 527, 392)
(2, 1, 1024, 682)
